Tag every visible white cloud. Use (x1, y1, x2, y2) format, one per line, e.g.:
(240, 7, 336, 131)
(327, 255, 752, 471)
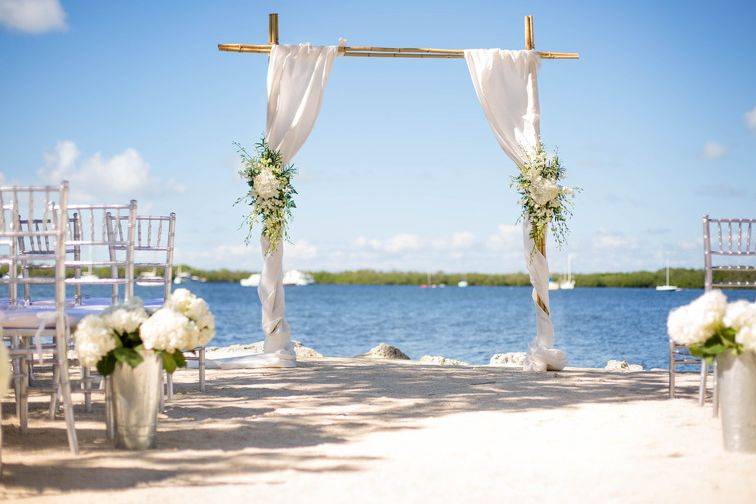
(486, 224, 519, 251)
(384, 234, 422, 253)
(450, 231, 475, 249)
(594, 230, 636, 250)
(746, 106, 756, 132)
(0, 0, 67, 33)
(286, 240, 318, 260)
(354, 233, 422, 254)
(37, 140, 185, 201)
(702, 141, 728, 160)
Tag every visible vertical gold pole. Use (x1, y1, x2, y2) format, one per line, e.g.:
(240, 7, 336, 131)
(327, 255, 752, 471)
(269, 13, 279, 45)
(525, 15, 546, 314)
(524, 15, 535, 50)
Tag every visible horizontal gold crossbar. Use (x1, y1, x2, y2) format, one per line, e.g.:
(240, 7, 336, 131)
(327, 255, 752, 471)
(217, 13, 579, 61)
(217, 43, 579, 59)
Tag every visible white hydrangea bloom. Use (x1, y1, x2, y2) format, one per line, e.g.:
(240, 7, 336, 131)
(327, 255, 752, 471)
(74, 315, 117, 368)
(667, 290, 727, 346)
(165, 289, 215, 347)
(724, 300, 756, 329)
(0, 342, 10, 397)
(102, 306, 148, 335)
(253, 166, 280, 200)
(140, 307, 200, 352)
(530, 176, 560, 206)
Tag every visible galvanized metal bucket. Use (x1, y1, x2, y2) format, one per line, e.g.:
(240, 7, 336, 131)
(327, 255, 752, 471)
(717, 351, 756, 452)
(112, 353, 162, 450)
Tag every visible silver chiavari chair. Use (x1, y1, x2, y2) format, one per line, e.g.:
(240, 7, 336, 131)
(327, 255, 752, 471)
(670, 216, 756, 412)
(109, 212, 204, 399)
(704, 216, 756, 414)
(0, 181, 79, 454)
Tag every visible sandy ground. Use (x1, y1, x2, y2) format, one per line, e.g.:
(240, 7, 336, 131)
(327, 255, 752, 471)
(1, 358, 755, 503)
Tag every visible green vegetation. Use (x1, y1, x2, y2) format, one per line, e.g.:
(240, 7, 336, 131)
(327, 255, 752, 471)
(9, 263, 752, 290)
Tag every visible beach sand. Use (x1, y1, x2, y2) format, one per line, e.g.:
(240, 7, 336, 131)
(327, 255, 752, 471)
(2, 358, 755, 503)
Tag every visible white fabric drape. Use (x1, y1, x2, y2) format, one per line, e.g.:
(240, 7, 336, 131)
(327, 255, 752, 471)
(465, 49, 566, 372)
(215, 43, 339, 370)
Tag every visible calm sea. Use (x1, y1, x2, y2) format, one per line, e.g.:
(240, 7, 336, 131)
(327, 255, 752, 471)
(148, 283, 755, 370)
(26, 283, 756, 369)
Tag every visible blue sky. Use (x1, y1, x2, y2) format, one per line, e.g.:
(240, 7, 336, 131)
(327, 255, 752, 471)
(1, 0, 755, 274)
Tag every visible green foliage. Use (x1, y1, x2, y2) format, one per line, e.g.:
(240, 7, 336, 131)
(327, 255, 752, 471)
(235, 137, 297, 255)
(159, 349, 187, 374)
(96, 353, 116, 376)
(113, 346, 144, 368)
(511, 143, 579, 253)
(689, 326, 742, 363)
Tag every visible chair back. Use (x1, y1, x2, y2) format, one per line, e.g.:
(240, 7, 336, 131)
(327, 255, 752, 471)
(109, 212, 175, 301)
(703, 216, 756, 290)
(0, 182, 68, 316)
(67, 201, 137, 304)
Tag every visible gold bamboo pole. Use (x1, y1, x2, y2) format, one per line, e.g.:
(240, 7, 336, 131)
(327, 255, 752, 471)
(269, 13, 279, 44)
(525, 15, 535, 50)
(218, 13, 579, 60)
(217, 43, 579, 59)
(524, 17, 550, 317)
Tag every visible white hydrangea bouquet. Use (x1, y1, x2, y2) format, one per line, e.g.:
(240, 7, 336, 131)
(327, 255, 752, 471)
(74, 290, 215, 375)
(667, 290, 756, 360)
(236, 137, 297, 255)
(512, 142, 578, 253)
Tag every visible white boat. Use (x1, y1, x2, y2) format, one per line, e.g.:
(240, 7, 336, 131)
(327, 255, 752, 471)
(174, 266, 191, 285)
(559, 255, 575, 289)
(283, 270, 315, 286)
(548, 280, 560, 290)
(656, 259, 681, 291)
(80, 273, 99, 282)
(240, 273, 261, 287)
(457, 280, 468, 288)
(137, 269, 162, 286)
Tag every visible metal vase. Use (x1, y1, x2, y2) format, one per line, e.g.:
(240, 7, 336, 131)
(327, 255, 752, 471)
(717, 351, 756, 452)
(111, 352, 162, 450)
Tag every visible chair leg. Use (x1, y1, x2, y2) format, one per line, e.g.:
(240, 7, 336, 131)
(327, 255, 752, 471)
(105, 375, 115, 441)
(199, 347, 206, 393)
(55, 333, 78, 455)
(668, 341, 675, 399)
(166, 372, 174, 401)
(82, 366, 92, 413)
(712, 359, 719, 418)
(698, 359, 708, 406)
(49, 364, 60, 419)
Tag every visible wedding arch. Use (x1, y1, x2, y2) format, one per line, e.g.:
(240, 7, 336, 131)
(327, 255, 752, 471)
(216, 13, 579, 372)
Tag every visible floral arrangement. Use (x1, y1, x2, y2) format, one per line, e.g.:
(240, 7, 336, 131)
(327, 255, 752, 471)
(74, 292, 216, 375)
(236, 137, 297, 255)
(668, 290, 756, 361)
(512, 143, 578, 254)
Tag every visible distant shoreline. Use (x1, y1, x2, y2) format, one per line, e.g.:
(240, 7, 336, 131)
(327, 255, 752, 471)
(174, 266, 717, 289)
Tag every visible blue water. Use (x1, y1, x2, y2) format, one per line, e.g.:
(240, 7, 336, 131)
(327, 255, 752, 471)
(23, 284, 756, 369)
(158, 284, 755, 370)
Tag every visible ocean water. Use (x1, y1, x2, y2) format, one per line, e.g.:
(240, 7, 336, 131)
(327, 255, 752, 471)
(22, 283, 756, 369)
(153, 283, 755, 370)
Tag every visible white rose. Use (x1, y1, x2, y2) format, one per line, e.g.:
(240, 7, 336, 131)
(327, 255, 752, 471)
(74, 315, 117, 368)
(165, 289, 215, 347)
(530, 176, 560, 206)
(253, 167, 280, 200)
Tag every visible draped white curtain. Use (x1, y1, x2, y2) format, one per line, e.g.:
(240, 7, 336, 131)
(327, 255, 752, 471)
(465, 49, 566, 372)
(216, 43, 339, 369)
